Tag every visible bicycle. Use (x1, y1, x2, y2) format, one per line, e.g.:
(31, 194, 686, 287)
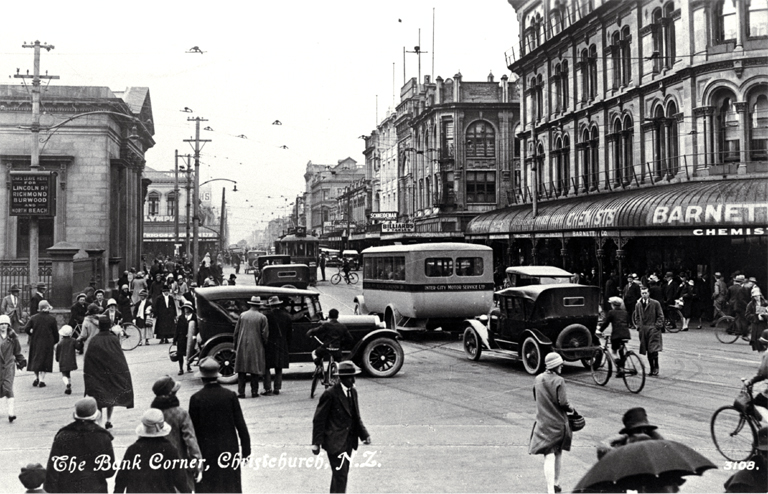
(330, 269, 359, 285)
(710, 379, 760, 461)
(713, 315, 751, 344)
(118, 321, 142, 351)
(589, 333, 646, 393)
(631, 304, 683, 333)
(310, 337, 340, 398)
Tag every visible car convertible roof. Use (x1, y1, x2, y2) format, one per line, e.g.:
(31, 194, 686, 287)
(495, 283, 597, 300)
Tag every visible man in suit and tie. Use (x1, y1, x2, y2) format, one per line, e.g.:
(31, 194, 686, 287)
(1, 284, 24, 332)
(312, 361, 371, 493)
(634, 287, 665, 376)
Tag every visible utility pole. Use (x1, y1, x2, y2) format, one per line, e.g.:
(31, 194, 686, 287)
(174, 150, 180, 244)
(184, 118, 210, 280)
(405, 30, 428, 85)
(219, 187, 226, 255)
(183, 155, 192, 259)
(15, 41, 58, 286)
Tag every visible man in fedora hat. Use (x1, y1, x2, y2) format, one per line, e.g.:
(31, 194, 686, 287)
(312, 361, 371, 493)
(113, 408, 189, 493)
(154, 284, 177, 344)
(234, 296, 269, 398)
(44, 397, 116, 493)
(597, 407, 664, 459)
(262, 295, 292, 396)
(730, 274, 751, 339)
(29, 283, 46, 317)
(1, 284, 24, 332)
(190, 358, 250, 493)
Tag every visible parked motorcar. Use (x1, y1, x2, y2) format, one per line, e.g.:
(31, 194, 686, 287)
(244, 250, 267, 274)
(504, 266, 575, 287)
(253, 255, 291, 283)
(258, 264, 310, 289)
(342, 250, 360, 270)
(462, 284, 600, 374)
(194, 286, 404, 383)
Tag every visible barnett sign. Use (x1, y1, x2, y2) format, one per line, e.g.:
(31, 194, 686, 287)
(9, 171, 56, 216)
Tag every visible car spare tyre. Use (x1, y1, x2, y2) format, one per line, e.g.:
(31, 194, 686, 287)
(555, 324, 592, 361)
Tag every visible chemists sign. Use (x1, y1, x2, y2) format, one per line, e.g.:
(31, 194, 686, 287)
(9, 171, 56, 216)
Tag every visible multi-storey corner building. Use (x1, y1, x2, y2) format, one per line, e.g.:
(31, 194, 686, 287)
(362, 74, 520, 248)
(304, 158, 365, 247)
(466, 0, 768, 284)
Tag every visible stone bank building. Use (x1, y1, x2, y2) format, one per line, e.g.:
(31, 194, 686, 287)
(466, 0, 768, 287)
(0, 85, 154, 306)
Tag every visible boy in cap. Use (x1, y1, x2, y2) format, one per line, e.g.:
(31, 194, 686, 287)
(56, 325, 78, 394)
(19, 463, 46, 493)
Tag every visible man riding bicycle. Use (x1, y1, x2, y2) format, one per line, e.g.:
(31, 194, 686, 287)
(745, 329, 768, 427)
(596, 296, 631, 377)
(306, 308, 353, 367)
(342, 258, 352, 284)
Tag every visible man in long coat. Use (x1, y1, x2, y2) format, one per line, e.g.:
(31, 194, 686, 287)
(130, 272, 147, 306)
(190, 358, 250, 493)
(154, 285, 177, 344)
(729, 274, 751, 338)
(25, 300, 59, 388)
(83, 315, 134, 429)
(634, 287, 664, 376)
(623, 274, 641, 327)
(233, 296, 269, 398)
(262, 296, 292, 395)
(1, 285, 24, 332)
(29, 283, 46, 317)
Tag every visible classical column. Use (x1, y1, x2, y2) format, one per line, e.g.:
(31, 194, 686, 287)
(46, 241, 80, 309)
(735, 102, 748, 174)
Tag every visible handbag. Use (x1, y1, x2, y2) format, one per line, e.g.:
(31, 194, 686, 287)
(734, 389, 752, 414)
(168, 343, 179, 362)
(568, 410, 586, 432)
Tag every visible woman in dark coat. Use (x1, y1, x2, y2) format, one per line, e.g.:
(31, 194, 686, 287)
(678, 274, 694, 330)
(25, 300, 59, 388)
(174, 302, 196, 375)
(83, 315, 134, 429)
(68, 293, 88, 329)
(189, 358, 250, 493)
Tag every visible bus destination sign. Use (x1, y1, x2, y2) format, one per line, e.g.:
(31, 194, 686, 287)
(9, 171, 56, 216)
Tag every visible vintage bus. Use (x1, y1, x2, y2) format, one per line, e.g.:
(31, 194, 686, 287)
(275, 233, 319, 285)
(353, 243, 495, 332)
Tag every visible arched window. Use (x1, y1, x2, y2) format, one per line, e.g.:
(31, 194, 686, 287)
(712, 90, 740, 163)
(536, 142, 545, 194)
(715, 0, 738, 43)
(612, 32, 621, 89)
(554, 64, 562, 112)
(749, 90, 768, 160)
(653, 105, 666, 178)
(622, 115, 634, 184)
(465, 121, 495, 158)
(562, 134, 571, 193)
(536, 74, 544, 120)
(621, 26, 632, 85)
(166, 192, 176, 217)
(561, 60, 569, 110)
(148, 192, 160, 216)
(589, 126, 599, 189)
(425, 176, 431, 206)
(554, 137, 567, 195)
(666, 101, 679, 176)
(588, 45, 598, 100)
(664, 2, 676, 68)
(580, 128, 590, 190)
(652, 9, 664, 73)
(748, 0, 768, 37)
(552, 10, 562, 36)
(613, 119, 623, 184)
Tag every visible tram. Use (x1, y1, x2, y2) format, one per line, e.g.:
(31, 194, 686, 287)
(353, 243, 495, 332)
(274, 229, 319, 285)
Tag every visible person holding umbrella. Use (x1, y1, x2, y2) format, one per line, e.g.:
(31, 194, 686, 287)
(528, 352, 576, 494)
(596, 408, 664, 460)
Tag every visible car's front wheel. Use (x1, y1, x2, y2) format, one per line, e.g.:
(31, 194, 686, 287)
(360, 337, 404, 377)
(463, 327, 482, 361)
(208, 342, 238, 384)
(521, 336, 545, 375)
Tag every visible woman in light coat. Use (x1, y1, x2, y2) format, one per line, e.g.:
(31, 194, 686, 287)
(747, 286, 768, 352)
(529, 353, 574, 494)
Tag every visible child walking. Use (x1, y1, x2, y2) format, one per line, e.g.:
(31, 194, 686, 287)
(56, 325, 77, 395)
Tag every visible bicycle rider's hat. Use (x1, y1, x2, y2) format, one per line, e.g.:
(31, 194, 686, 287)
(608, 296, 623, 307)
(757, 427, 768, 451)
(620, 407, 658, 434)
(335, 361, 361, 376)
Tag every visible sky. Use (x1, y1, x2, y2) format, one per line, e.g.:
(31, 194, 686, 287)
(1, 0, 519, 242)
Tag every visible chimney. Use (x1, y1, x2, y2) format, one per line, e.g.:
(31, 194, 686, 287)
(501, 74, 509, 103)
(488, 71, 494, 82)
(435, 75, 443, 104)
(454, 71, 462, 103)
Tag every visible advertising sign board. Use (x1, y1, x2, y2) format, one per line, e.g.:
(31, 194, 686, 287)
(9, 171, 56, 216)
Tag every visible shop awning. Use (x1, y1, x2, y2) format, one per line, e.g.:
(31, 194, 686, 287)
(466, 178, 768, 238)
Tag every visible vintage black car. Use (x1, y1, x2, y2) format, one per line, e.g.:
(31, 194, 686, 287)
(253, 255, 291, 283)
(462, 284, 600, 374)
(258, 264, 310, 289)
(244, 250, 267, 274)
(194, 286, 404, 383)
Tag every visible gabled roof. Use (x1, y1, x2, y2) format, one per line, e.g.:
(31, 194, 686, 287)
(115, 87, 155, 136)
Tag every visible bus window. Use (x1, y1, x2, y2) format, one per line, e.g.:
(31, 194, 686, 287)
(425, 258, 453, 277)
(456, 257, 484, 276)
(393, 256, 406, 280)
(364, 257, 374, 279)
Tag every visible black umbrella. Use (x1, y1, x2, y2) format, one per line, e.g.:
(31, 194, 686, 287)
(574, 440, 716, 493)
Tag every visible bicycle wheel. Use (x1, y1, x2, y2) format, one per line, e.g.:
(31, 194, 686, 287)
(621, 352, 646, 394)
(665, 308, 682, 333)
(711, 405, 758, 461)
(714, 316, 739, 344)
(330, 273, 341, 285)
(120, 323, 142, 351)
(347, 272, 359, 284)
(310, 366, 323, 398)
(590, 348, 612, 386)
(326, 362, 339, 388)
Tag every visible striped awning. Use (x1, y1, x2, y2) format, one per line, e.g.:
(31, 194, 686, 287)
(465, 178, 768, 238)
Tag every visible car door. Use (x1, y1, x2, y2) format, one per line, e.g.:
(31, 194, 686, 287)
(500, 296, 527, 343)
(286, 294, 324, 363)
